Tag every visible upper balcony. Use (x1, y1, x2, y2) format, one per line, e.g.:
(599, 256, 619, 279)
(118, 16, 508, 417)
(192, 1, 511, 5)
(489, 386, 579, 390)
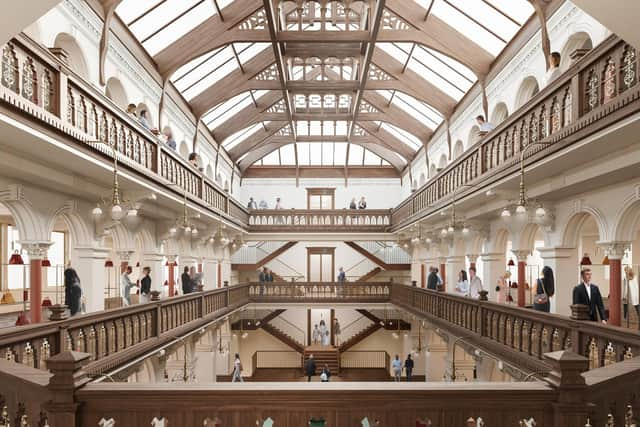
(247, 209, 392, 233)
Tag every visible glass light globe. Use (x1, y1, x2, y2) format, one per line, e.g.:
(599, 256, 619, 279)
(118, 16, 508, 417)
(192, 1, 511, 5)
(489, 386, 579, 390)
(184, 226, 191, 233)
(169, 227, 177, 234)
(501, 208, 511, 217)
(447, 225, 454, 233)
(209, 237, 214, 243)
(462, 226, 469, 234)
(535, 206, 546, 217)
(126, 209, 138, 217)
(92, 205, 103, 216)
(515, 204, 527, 214)
(191, 228, 198, 235)
(425, 237, 432, 244)
(111, 204, 123, 220)
(441, 228, 447, 235)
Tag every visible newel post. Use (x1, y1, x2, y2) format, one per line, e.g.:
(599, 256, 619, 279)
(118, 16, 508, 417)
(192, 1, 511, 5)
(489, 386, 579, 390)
(44, 351, 91, 427)
(543, 351, 592, 427)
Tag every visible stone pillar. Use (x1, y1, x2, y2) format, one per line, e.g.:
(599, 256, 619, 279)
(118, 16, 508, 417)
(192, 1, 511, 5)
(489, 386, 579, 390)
(22, 242, 51, 323)
(513, 250, 530, 307)
(203, 258, 216, 290)
(45, 351, 91, 427)
(446, 256, 465, 293)
(439, 258, 447, 291)
(117, 250, 134, 274)
(73, 247, 109, 313)
(142, 252, 164, 294)
(167, 255, 177, 297)
(538, 247, 577, 315)
(600, 242, 629, 326)
(480, 252, 505, 301)
(221, 258, 232, 286)
(467, 254, 479, 270)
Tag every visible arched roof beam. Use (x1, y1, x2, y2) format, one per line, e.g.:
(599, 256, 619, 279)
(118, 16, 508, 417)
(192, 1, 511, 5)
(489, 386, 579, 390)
(227, 122, 289, 160)
(354, 121, 416, 161)
(210, 90, 283, 141)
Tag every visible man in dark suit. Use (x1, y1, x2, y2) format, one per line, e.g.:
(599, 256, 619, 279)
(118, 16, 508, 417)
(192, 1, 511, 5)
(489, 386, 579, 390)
(427, 267, 439, 290)
(572, 268, 608, 323)
(304, 354, 316, 382)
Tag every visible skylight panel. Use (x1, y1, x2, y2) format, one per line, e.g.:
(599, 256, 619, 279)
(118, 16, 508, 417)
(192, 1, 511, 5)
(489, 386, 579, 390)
(279, 144, 296, 165)
(334, 143, 347, 165)
(323, 142, 334, 165)
(297, 143, 310, 165)
(116, 0, 162, 24)
(203, 90, 267, 129)
(262, 150, 280, 165)
(348, 144, 364, 165)
(309, 144, 322, 165)
(238, 43, 270, 64)
(364, 150, 381, 165)
(177, 48, 237, 100)
(381, 123, 422, 150)
(485, 0, 533, 25)
(223, 122, 263, 150)
(376, 90, 443, 129)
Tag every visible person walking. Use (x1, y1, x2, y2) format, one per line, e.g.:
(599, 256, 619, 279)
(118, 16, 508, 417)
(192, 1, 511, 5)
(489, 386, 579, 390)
(258, 267, 268, 295)
(427, 267, 439, 290)
(305, 354, 316, 382)
(333, 318, 341, 346)
(140, 267, 151, 304)
(320, 364, 331, 382)
(312, 324, 321, 345)
(232, 353, 243, 382)
(468, 267, 483, 299)
(247, 197, 258, 210)
(391, 354, 402, 381)
(64, 268, 82, 316)
(573, 268, 607, 323)
(455, 270, 469, 297)
(121, 266, 134, 306)
(404, 354, 414, 381)
(532, 266, 555, 312)
(181, 266, 192, 295)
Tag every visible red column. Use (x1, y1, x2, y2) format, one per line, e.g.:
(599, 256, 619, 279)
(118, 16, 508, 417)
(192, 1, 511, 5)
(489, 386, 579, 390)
(440, 263, 446, 292)
(517, 261, 526, 307)
(30, 259, 43, 323)
(420, 264, 425, 288)
(217, 263, 222, 288)
(168, 262, 175, 297)
(197, 263, 203, 273)
(609, 258, 622, 326)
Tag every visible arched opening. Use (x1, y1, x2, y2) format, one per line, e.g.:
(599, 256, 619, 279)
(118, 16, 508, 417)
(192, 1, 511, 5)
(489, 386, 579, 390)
(452, 140, 464, 159)
(53, 33, 89, 80)
(429, 163, 437, 178)
(515, 76, 540, 109)
(468, 125, 480, 146)
(419, 172, 426, 186)
(437, 154, 447, 170)
(179, 141, 189, 159)
(206, 164, 214, 179)
(411, 179, 418, 192)
(490, 102, 509, 125)
(560, 32, 594, 71)
(105, 77, 129, 110)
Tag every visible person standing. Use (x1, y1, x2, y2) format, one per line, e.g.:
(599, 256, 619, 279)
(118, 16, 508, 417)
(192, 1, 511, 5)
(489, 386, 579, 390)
(533, 266, 555, 312)
(121, 266, 134, 306)
(391, 354, 402, 381)
(181, 266, 192, 295)
(259, 199, 268, 209)
(545, 52, 562, 86)
(455, 270, 469, 297)
(140, 267, 151, 304)
(312, 324, 321, 345)
(189, 266, 200, 292)
(232, 353, 243, 382)
(320, 364, 331, 382)
(468, 267, 483, 299)
(573, 268, 607, 323)
(333, 318, 341, 346)
(427, 267, 439, 290)
(358, 196, 367, 209)
(247, 197, 258, 210)
(337, 267, 346, 283)
(349, 198, 357, 209)
(274, 197, 284, 209)
(266, 268, 274, 283)
(64, 268, 82, 316)
(305, 354, 316, 382)
(258, 267, 268, 295)
(623, 266, 640, 327)
(404, 354, 414, 381)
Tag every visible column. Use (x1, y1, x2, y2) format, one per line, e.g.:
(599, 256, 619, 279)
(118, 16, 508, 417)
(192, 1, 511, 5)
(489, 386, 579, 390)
(538, 247, 577, 315)
(439, 258, 447, 291)
(142, 252, 164, 294)
(167, 255, 177, 297)
(512, 250, 529, 307)
(73, 246, 109, 313)
(600, 242, 630, 326)
(117, 250, 133, 273)
(22, 242, 52, 323)
(203, 258, 217, 291)
(480, 252, 505, 302)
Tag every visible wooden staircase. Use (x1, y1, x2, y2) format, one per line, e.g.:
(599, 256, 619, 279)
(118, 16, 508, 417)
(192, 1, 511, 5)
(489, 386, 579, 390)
(344, 241, 410, 271)
(232, 241, 298, 271)
(338, 322, 382, 352)
(357, 267, 382, 281)
(304, 347, 339, 375)
(262, 323, 305, 353)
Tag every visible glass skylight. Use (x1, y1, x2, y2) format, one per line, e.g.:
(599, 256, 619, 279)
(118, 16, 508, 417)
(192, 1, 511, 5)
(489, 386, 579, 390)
(252, 143, 390, 167)
(223, 122, 266, 150)
(376, 90, 444, 129)
(202, 90, 268, 130)
(379, 123, 422, 150)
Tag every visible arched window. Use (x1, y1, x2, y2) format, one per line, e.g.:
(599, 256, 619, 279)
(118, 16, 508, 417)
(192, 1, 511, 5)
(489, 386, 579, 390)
(515, 77, 540, 109)
(105, 77, 129, 110)
(490, 102, 509, 125)
(53, 33, 89, 79)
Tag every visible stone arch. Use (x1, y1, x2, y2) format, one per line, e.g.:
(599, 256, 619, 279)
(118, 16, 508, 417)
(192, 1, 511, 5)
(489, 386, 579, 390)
(437, 153, 447, 170)
(0, 185, 50, 242)
(466, 233, 486, 256)
(429, 163, 437, 178)
(419, 172, 426, 186)
(105, 77, 129, 110)
(452, 140, 464, 159)
(206, 163, 214, 179)
(612, 193, 640, 242)
(490, 102, 509, 125)
(53, 33, 89, 80)
(179, 141, 189, 159)
(468, 125, 480, 146)
(47, 202, 94, 248)
(488, 228, 510, 253)
(517, 222, 546, 252)
(515, 76, 540, 109)
(561, 208, 608, 248)
(560, 31, 593, 71)
(109, 222, 136, 252)
(135, 226, 158, 254)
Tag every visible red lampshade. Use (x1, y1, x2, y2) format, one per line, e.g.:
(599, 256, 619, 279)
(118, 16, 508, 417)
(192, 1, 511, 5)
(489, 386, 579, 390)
(41, 297, 52, 307)
(507, 259, 515, 267)
(41, 258, 51, 267)
(15, 312, 30, 326)
(580, 253, 592, 266)
(9, 250, 24, 265)
(104, 260, 114, 267)
(602, 255, 609, 266)
(136, 261, 140, 267)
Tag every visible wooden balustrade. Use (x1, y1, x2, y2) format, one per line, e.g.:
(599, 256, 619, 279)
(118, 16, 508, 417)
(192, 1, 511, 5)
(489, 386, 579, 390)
(340, 351, 388, 369)
(248, 209, 392, 232)
(247, 281, 392, 302)
(0, 35, 248, 229)
(392, 35, 640, 228)
(254, 350, 302, 369)
(0, 285, 249, 375)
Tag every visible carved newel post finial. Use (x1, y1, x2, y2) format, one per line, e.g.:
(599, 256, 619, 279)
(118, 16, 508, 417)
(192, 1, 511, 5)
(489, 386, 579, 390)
(44, 351, 92, 427)
(478, 290, 489, 301)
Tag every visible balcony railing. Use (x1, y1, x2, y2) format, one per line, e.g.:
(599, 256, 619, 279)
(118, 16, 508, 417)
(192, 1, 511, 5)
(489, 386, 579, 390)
(247, 209, 392, 232)
(247, 281, 392, 302)
(0, 34, 249, 229)
(392, 35, 640, 228)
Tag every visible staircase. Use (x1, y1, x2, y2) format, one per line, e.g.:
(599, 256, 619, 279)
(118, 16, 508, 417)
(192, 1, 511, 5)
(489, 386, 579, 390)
(262, 323, 305, 353)
(338, 323, 382, 352)
(232, 241, 298, 271)
(304, 347, 339, 375)
(344, 241, 410, 271)
(357, 267, 382, 281)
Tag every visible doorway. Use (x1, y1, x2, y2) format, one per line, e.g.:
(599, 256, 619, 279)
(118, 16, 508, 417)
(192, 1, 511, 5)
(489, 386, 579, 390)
(307, 247, 335, 282)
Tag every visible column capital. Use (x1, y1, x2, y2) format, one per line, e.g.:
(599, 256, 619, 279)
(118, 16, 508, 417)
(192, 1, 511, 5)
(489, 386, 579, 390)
(74, 246, 110, 258)
(512, 250, 530, 261)
(19, 241, 53, 259)
(537, 247, 575, 260)
(142, 252, 165, 262)
(466, 254, 479, 263)
(446, 256, 465, 263)
(116, 250, 135, 262)
(166, 254, 178, 263)
(597, 241, 630, 260)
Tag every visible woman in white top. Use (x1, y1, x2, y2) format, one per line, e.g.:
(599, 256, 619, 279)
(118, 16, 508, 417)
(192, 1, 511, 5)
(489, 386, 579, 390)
(455, 270, 469, 297)
(623, 266, 640, 326)
(232, 353, 243, 382)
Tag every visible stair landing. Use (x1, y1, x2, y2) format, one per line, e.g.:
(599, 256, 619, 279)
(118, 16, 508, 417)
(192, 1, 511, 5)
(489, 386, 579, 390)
(304, 345, 339, 375)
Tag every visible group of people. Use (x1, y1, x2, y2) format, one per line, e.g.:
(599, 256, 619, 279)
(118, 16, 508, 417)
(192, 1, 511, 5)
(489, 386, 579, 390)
(181, 266, 202, 295)
(349, 197, 367, 209)
(452, 267, 484, 299)
(303, 354, 332, 382)
(247, 197, 284, 210)
(390, 354, 415, 381)
(311, 319, 341, 346)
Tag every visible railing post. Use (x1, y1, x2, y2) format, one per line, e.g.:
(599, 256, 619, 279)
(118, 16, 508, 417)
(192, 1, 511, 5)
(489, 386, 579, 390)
(543, 351, 592, 427)
(57, 70, 68, 122)
(570, 74, 581, 121)
(44, 351, 91, 427)
(155, 304, 162, 337)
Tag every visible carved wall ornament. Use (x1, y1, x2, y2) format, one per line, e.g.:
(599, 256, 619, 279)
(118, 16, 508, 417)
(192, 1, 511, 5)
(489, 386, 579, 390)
(621, 45, 637, 90)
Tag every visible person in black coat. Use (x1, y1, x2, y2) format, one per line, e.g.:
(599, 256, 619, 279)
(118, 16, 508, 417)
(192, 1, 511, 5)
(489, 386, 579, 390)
(140, 267, 152, 303)
(572, 268, 607, 323)
(427, 267, 439, 290)
(404, 354, 414, 381)
(64, 268, 82, 316)
(181, 267, 192, 295)
(304, 354, 316, 382)
(533, 266, 555, 312)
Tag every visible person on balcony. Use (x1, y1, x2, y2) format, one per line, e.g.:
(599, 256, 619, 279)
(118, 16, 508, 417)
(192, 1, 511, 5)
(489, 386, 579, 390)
(476, 115, 495, 135)
(455, 270, 469, 297)
(162, 127, 176, 150)
(468, 267, 483, 299)
(545, 52, 562, 86)
(391, 354, 402, 381)
(404, 354, 414, 381)
(138, 110, 153, 131)
(573, 268, 607, 323)
(121, 266, 134, 306)
(320, 364, 331, 382)
(623, 266, 640, 327)
(337, 267, 346, 283)
(64, 267, 82, 316)
(181, 266, 193, 295)
(258, 267, 268, 295)
(126, 104, 137, 120)
(274, 197, 284, 209)
(247, 197, 258, 209)
(188, 153, 200, 170)
(349, 198, 357, 209)
(140, 266, 151, 304)
(232, 353, 243, 382)
(533, 266, 555, 312)
(259, 199, 268, 209)
(333, 318, 341, 346)
(427, 267, 439, 290)
(189, 266, 201, 292)
(305, 354, 316, 382)
(358, 196, 367, 209)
